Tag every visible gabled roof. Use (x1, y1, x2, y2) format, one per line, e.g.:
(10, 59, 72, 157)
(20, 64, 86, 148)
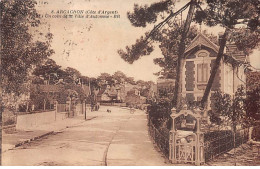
(184, 33, 247, 66)
(107, 86, 118, 96)
(226, 44, 247, 62)
(97, 87, 117, 97)
(184, 33, 219, 54)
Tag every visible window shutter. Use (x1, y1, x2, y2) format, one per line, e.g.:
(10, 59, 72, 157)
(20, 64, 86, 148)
(203, 64, 208, 82)
(185, 61, 195, 91)
(197, 64, 202, 82)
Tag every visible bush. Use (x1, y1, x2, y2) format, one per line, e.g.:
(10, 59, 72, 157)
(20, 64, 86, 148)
(147, 98, 172, 130)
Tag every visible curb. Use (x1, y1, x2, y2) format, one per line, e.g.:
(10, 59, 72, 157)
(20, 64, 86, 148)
(14, 131, 54, 148)
(7, 116, 98, 151)
(86, 116, 97, 121)
(58, 116, 98, 131)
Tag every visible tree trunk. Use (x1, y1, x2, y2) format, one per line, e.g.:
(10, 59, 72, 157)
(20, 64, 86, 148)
(200, 28, 229, 109)
(172, 0, 197, 110)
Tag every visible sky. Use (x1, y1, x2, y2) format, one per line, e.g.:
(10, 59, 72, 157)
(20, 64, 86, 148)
(35, 0, 260, 82)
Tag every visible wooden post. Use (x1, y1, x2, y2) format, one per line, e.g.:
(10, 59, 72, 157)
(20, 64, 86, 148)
(43, 99, 46, 111)
(85, 100, 87, 120)
(68, 97, 71, 118)
(82, 100, 84, 115)
(55, 101, 58, 121)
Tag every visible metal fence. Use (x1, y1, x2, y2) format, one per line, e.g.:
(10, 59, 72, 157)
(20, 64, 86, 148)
(204, 128, 249, 162)
(148, 118, 169, 158)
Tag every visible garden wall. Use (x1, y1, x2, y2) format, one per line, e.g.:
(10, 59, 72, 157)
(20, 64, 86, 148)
(16, 110, 67, 130)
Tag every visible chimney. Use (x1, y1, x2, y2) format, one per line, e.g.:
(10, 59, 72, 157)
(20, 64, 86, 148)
(218, 32, 224, 45)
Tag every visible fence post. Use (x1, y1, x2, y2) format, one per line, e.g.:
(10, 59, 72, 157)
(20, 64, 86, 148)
(169, 131, 172, 162)
(84, 100, 87, 120)
(170, 107, 177, 164)
(55, 101, 58, 121)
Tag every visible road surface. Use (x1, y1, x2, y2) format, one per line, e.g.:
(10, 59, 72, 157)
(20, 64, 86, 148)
(2, 106, 167, 166)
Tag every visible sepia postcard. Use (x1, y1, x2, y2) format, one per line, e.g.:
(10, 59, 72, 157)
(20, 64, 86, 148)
(1, 0, 260, 166)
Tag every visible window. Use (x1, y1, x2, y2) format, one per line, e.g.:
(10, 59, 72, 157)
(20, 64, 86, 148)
(198, 52, 208, 57)
(197, 63, 208, 83)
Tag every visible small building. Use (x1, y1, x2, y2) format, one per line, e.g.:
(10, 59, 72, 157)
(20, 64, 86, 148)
(125, 88, 146, 106)
(182, 33, 247, 114)
(29, 84, 64, 110)
(97, 85, 118, 103)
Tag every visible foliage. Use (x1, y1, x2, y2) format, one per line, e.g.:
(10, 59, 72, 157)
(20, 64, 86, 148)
(64, 84, 84, 101)
(245, 72, 260, 121)
(194, 0, 260, 54)
(33, 58, 63, 84)
(64, 67, 82, 84)
(1, 0, 54, 96)
(112, 71, 127, 83)
(210, 86, 248, 129)
(97, 71, 139, 87)
(119, 0, 259, 109)
(246, 71, 260, 91)
(127, 0, 172, 27)
(30, 84, 51, 110)
(153, 23, 199, 79)
(97, 72, 114, 86)
(118, 0, 175, 65)
(229, 28, 260, 56)
(209, 72, 260, 126)
(31, 76, 44, 84)
(147, 98, 172, 129)
(119, 0, 223, 80)
(245, 87, 260, 121)
(118, 33, 154, 64)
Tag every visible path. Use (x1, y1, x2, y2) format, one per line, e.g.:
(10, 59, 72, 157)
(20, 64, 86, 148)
(2, 106, 167, 166)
